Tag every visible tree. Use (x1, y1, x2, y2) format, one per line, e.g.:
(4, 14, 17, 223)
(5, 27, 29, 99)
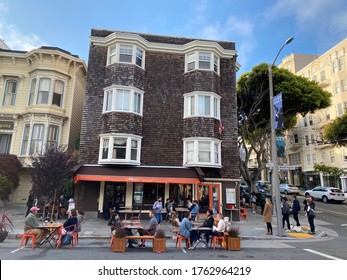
(0, 154, 22, 202)
(323, 112, 347, 146)
(30, 146, 77, 200)
(238, 63, 332, 192)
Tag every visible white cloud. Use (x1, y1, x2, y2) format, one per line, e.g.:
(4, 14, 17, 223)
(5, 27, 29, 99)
(0, 2, 46, 51)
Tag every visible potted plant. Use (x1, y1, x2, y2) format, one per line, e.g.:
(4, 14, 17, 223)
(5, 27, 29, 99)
(0, 210, 14, 243)
(111, 228, 126, 253)
(226, 226, 240, 251)
(153, 227, 166, 253)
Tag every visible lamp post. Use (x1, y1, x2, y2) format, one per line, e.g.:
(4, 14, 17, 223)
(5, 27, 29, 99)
(269, 37, 294, 237)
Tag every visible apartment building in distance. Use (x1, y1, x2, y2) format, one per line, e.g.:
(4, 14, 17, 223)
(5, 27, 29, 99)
(279, 38, 347, 192)
(74, 29, 241, 219)
(0, 44, 87, 204)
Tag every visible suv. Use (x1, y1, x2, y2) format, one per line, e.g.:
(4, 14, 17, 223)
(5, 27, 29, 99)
(305, 186, 346, 203)
(255, 181, 272, 196)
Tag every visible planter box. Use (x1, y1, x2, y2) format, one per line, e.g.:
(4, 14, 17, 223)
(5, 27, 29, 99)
(226, 237, 240, 251)
(153, 238, 166, 253)
(111, 238, 126, 253)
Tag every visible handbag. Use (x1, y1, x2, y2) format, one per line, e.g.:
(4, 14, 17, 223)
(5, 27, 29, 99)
(308, 208, 316, 218)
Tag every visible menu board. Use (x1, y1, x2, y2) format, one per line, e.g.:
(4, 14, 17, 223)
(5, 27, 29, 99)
(225, 188, 236, 204)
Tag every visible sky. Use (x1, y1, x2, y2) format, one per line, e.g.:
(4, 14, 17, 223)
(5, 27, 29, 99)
(1, 0, 347, 77)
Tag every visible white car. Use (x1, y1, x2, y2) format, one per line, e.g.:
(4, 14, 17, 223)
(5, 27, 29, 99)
(279, 184, 300, 195)
(305, 186, 346, 203)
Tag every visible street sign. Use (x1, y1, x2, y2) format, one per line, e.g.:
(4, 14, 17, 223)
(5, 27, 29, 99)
(266, 163, 274, 169)
(279, 165, 295, 170)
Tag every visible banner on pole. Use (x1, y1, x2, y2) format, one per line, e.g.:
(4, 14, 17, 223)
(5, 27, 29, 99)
(274, 93, 283, 130)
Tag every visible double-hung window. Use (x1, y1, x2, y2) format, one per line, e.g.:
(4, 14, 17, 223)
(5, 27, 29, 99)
(103, 86, 143, 115)
(47, 125, 59, 148)
(2, 79, 18, 106)
(99, 134, 142, 164)
(107, 43, 145, 68)
(30, 124, 45, 155)
(185, 51, 219, 74)
(183, 138, 221, 167)
(184, 91, 220, 119)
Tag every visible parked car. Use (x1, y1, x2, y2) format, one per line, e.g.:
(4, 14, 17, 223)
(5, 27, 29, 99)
(279, 184, 300, 195)
(255, 181, 272, 196)
(305, 186, 346, 203)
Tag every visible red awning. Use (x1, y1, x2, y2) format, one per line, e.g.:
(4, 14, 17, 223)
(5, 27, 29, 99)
(74, 165, 203, 184)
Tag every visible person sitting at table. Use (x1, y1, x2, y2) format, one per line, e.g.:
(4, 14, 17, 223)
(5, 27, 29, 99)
(189, 200, 199, 220)
(137, 210, 158, 248)
(171, 211, 181, 227)
(108, 211, 122, 232)
(178, 211, 193, 249)
(201, 210, 215, 244)
(206, 213, 226, 245)
(24, 206, 46, 245)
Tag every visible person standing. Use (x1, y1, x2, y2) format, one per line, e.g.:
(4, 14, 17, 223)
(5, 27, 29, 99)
(25, 191, 35, 217)
(24, 206, 45, 245)
(263, 197, 273, 235)
(292, 194, 301, 227)
(58, 195, 67, 219)
(281, 196, 291, 231)
(189, 200, 199, 220)
(152, 196, 163, 224)
(250, 193, 257, 213)
(306, 195, 316, 234)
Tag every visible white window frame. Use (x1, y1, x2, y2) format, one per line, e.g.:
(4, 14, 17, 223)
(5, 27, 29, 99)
(98, 134, 142, 165)
(30, 124, 45, 155)
(107, 43, 145, 69)
(183, 137, 222, 168)
(2, 79, 18, 106)
(185, 51, 220, 74)
(47, 125, 60, 148)
(103, 85, 144, 115)
(184, 91, 220, 119)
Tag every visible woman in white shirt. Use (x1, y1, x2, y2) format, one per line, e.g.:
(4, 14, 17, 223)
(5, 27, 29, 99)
(207, 213, 226, 243)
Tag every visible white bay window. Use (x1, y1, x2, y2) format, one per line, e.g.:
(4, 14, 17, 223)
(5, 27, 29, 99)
(183, 138, 221, 167)
(107, 43, 145, 68)
(184, 91, 220, 119)
(185, 51, 219, 74)
(99, 134, 142, 164)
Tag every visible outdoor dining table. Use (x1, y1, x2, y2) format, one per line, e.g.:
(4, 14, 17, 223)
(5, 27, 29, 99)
(36, 223, 63, 248)
(190, 227, 212, 250)
(123, 224, 144, 246)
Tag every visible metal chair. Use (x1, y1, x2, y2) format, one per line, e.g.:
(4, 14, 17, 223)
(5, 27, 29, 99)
(19, 233, 36, 249)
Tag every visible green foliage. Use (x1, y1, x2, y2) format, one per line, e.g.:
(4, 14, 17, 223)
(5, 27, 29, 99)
(30, 146, 77, 199)
(0, 175, 13, 202)
(323, 113, 347, 146)
(313, 164, 347, 177)
(113, 228, 126, 238)
(0, 154, 22, 202)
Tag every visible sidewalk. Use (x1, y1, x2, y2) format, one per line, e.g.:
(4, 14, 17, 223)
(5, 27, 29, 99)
(2, 203, 337, 242)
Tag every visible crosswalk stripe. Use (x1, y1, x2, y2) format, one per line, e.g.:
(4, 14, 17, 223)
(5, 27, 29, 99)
(304, 249, 343, 260)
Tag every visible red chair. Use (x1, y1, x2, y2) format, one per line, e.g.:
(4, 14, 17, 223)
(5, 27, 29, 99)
(240, 207, 248, 221)
(175, 233, 191, 249)
(210, 232, 226, 250)
(19, 233, 36, 249)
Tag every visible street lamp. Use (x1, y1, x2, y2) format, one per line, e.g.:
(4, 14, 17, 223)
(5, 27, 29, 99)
(268, 37, 294, 237)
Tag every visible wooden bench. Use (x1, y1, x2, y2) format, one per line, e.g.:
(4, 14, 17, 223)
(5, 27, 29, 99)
(125, 235, 155, 246)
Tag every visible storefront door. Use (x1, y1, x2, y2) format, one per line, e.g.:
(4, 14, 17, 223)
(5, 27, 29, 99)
(197, 183, 221, 213)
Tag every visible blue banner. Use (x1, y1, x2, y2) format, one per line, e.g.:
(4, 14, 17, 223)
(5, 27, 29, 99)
(274, 93, 283, 130)
(276, 136, 286, 158)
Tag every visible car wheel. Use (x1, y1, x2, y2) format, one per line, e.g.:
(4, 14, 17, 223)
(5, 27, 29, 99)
(322, 196, 328, 203)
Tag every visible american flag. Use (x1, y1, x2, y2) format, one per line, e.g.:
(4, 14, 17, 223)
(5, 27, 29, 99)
(218, 120, 224, 134)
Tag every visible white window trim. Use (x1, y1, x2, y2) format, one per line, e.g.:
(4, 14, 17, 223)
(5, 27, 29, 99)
(107, 43, 145, 69)
(183, 91, 220, 119)
(103, 85, 144, 115)
(98, 133, 142, 165)
(183, 137, 222, 168)
(185, 51, 220, 74)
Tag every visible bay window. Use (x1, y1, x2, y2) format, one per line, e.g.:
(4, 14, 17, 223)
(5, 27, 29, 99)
(99, 134, 142, 164)
(185, 51, 219, 74)
(183, 138, 221, 167)
(103, 86, 143, 115)
(107, 43, 145, 68)
(184, 91, 220, 119)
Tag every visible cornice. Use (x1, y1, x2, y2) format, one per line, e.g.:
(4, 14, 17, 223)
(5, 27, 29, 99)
(90, 31, 236, 58)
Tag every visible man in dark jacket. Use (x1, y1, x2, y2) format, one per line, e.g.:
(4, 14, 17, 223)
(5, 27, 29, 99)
(292, 194, 301, 227)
